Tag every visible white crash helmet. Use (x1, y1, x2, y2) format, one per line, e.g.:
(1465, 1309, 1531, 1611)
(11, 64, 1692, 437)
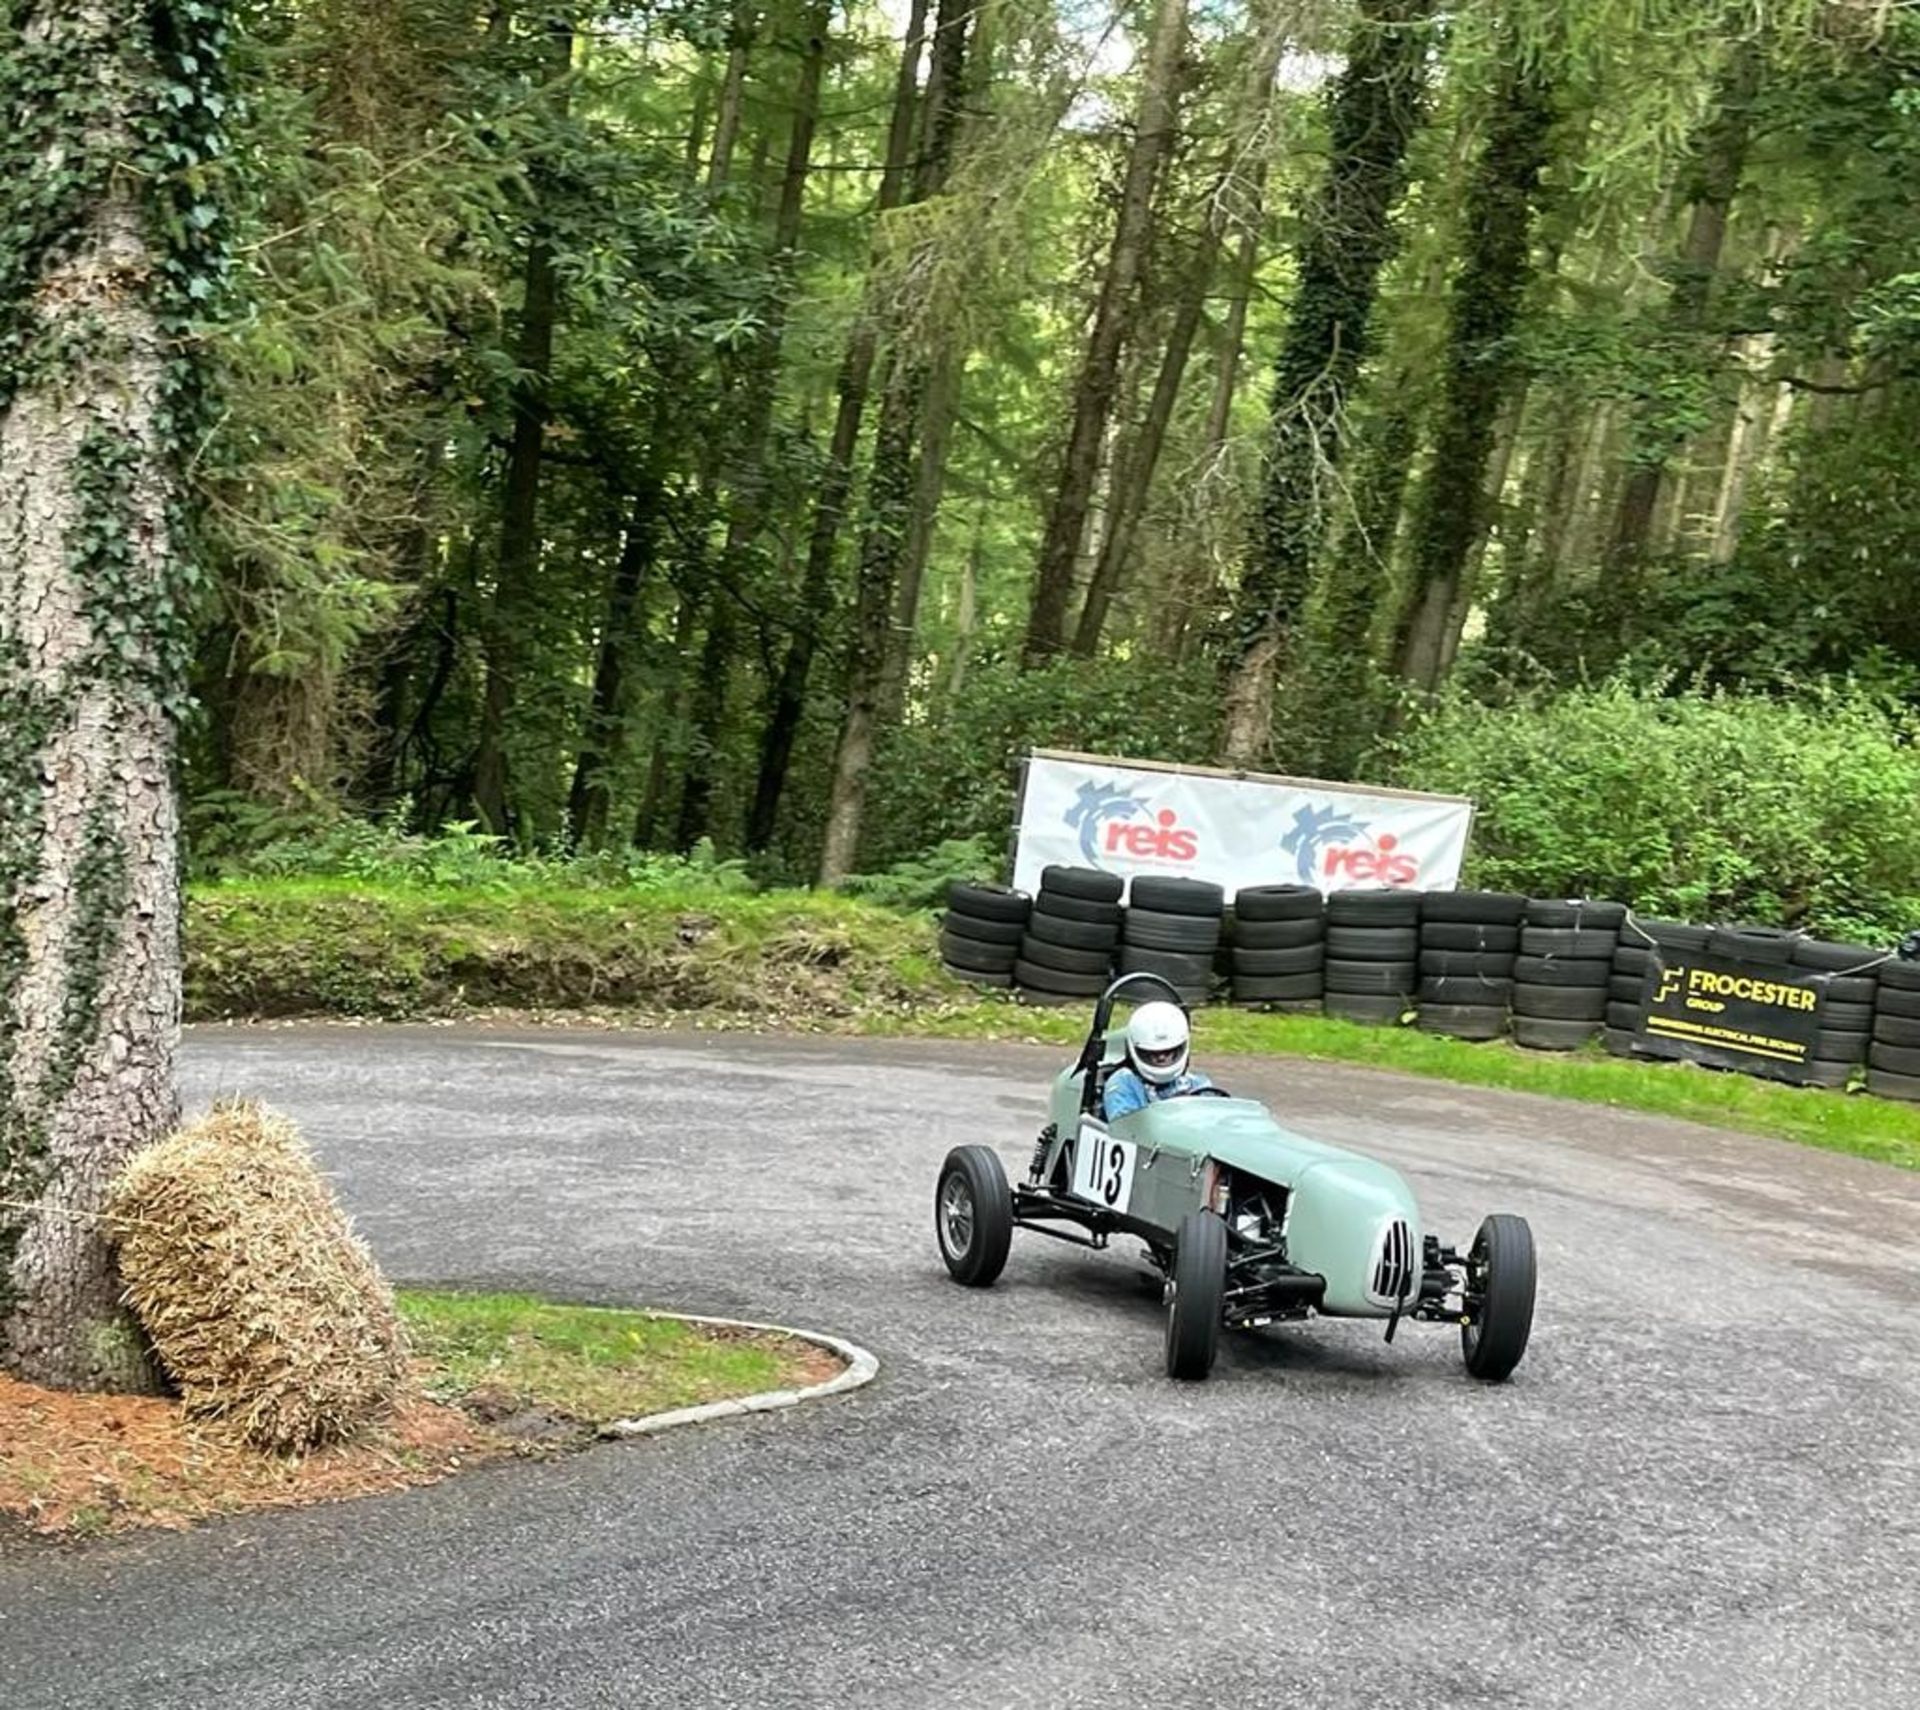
(1126, 1001, 1190, 1085)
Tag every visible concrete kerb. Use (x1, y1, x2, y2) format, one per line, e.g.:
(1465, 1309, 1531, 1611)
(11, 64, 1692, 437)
(600, 1309, 879, 1439)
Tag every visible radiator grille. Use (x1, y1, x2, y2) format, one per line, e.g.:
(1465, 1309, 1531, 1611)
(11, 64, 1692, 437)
(1371, 1218, 1415, 1304)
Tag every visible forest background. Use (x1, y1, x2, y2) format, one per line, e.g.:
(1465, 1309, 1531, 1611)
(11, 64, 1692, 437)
(185, 0, 1920, 939)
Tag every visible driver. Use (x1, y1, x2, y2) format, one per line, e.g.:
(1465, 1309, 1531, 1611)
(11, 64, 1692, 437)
(1102, 1001, 1216, 1119)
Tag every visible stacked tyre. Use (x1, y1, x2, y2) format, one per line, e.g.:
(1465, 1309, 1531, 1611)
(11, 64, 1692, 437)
(1228, 885, 1326, 1010)
(1789, 935, 1879, 1089)
(939, 881, 1031, 987)
(1602, 916, 1704, 1055)
(1120, 877, 1225, 1008)
(1012, 866, 1122, 1003)
(1512, 898, 1624, 1050)
(1324, 889, 1421, 1025)
(1416, 891, 1525, 1040)
(1866, 956, 1920, 1102)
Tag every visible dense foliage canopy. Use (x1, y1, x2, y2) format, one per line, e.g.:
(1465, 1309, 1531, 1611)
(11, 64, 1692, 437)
(175, 0, 1919, 925)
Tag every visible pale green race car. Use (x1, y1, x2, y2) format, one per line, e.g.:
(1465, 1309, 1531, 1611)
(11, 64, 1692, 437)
(934, 973, 1537, 1382)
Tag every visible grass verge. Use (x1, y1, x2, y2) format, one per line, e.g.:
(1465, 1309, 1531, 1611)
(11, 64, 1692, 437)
(0, 1291, 836, 1541)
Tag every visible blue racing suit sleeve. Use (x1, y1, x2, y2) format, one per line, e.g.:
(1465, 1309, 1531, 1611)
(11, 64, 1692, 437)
(1102, 1067, 1149, 1120)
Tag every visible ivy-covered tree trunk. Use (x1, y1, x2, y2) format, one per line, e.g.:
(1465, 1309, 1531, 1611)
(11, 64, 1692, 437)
(1218, 0, 1434, 765)
(1020, 0, 1189, 665)
(745, 0, 924, 853)
(1390, 65, 1555, 692)
(471, 14, 574, 838)
(816, 0, 974, 884)
(0, 0, 224, 1391)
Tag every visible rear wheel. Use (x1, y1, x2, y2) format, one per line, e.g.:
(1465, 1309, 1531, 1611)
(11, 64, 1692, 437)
(1164, 1210, 1227, 1380)
(1461, 1213, 1535, 1381)
(935, 1146, 1014, 1287)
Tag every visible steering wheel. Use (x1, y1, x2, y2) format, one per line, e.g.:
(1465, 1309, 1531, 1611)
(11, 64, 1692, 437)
(1179, 1086, 1233, 1099)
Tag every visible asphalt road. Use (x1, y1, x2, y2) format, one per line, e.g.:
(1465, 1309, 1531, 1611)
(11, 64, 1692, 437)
(5, 1025, 1918, 1710)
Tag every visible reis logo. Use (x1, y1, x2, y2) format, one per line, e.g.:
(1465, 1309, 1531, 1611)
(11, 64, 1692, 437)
(1062, 778, 1197, 866)
(1281, 801, 1420, 887)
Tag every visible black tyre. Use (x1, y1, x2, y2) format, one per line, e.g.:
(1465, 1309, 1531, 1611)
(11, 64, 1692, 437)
(1229, 915, 1324, 950)
(1512, 1016, 1600, 1050)
(1012, 958, 1108, 997)
(1871, 984, 1920, 1019)
(1421, 948, 1518, 978)
(1231, 972, 1324, 1003)
(1130, 876, 1224, 917)
(1421, 890, 1527, 925)
(1024, 909, 1121, 952)
(1869, 1041, 1920, 1076)
(1326, 889, 1421, 925)
(1606, 1001, 1642, 1032)
(1326, 925, 1420, 960)
(1419, 975, 1513, 1004)
(941, 909, 1026, 948)
(1325, 992, 1409, 1025)
(1416, 1004, 1507, 1041)
(934, 1145, 1014, 1287)
(1027, 890, 1122, 926)
(1871, 1013, 1920, 1049)
(939, 932, 1019, 974)
(1521, 926, 1618, 959)
(1325, 959, 1417, 997)
(1019, 933, 1113, 977)
(1791, 937, 1881, 973)
(1123, 908, 1223, 954)
(1165, 1211, 1227, 1380)
(1525, 898, 1626, 929)
(1421, 922, 1521, 953)
(1817, 999, 1871, 1031)
(1814, 1029, 1868, 1063)
(1801, 1059, 1855, 1089)
(946, 881, 1030, 924)
(1882, 959, 1920, 994)
(1120, 945, 1214, 984)
(1611, 945, 1651, 976)
(1820, 974, 1879, 1005)
(945, 966, 1014, 989)
(1867, 1066, 1920, 1103)
(1233, 884, 1325, 923)
(1513, 983, 1608, 1021)
(1040, 865, 1123, 903)
(1602, 1027, 1636, 1057)
(1610, 974, 1647, 1004)
(1633, 918, 1710, 952)
(1710, 925, 1794, 966)
(1461, 1213, 1535, 1382)
(1513, 955, 1613, 989)
(1232, 943, 1325, 977)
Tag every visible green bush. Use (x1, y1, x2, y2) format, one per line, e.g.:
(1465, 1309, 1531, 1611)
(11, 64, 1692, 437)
(838, 835, 1001, 911)
(1388, 680, 1920, 941)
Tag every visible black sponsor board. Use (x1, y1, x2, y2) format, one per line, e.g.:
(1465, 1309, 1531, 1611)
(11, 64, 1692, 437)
(1628, 952, 1823, 1081)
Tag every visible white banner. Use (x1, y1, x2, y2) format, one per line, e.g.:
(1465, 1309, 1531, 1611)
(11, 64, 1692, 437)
(1011, 751, 1474, 900)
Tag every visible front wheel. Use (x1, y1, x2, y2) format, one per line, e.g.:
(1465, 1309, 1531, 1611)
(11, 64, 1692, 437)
(1164, 1210, 1227, 1380)
(935, 1145, 1013, 1287)
(1461, 1213, 1536, 1381)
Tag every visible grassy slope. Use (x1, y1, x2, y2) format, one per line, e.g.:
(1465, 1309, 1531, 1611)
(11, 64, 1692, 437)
(186, 879, 1920, 1172)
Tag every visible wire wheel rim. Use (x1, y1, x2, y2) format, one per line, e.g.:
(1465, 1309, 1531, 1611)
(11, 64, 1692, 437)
(939, 1173, 975, 1260)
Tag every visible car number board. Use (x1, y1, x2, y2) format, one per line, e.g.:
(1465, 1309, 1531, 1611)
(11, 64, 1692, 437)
(1070, 1121, 1138, 1212)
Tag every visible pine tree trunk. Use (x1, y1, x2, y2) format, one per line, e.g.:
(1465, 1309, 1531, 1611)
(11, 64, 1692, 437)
(470, 16, 574, 836)
(742, 0, 929, 853)
(876, 343, 962, 720)
(1389, 64, 1554, 692)
(1021, 0, 1190, 664)
(0, 0, 214, 1392)
(1218, 0, 1435, 764)
(1606, 39, 1759, 575)
(817, 0, 975, 884)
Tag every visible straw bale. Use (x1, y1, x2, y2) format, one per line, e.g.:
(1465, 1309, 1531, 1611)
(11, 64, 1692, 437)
(108, 1098, 412, 1453)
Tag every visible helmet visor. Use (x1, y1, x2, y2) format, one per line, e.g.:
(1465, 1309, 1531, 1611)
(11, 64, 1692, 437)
(1135, 1041, 1184, 1073)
